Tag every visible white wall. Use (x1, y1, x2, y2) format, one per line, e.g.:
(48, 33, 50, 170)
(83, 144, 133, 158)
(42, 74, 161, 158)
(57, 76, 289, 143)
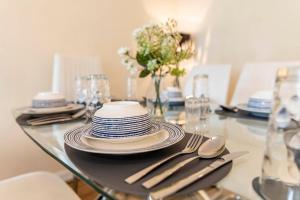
(0, 0, 149, 180)
(197, 0, 300, 98)
(2, 0, 300, 180)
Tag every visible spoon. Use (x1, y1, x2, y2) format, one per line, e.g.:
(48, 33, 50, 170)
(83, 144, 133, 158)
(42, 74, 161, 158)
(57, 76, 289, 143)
(142, 135, 226, 189)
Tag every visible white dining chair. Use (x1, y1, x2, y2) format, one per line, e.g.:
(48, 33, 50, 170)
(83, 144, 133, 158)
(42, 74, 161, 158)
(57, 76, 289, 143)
(52, 53, 102, 101)
(183, 64, 232, 105)
(231, 61, 300, 105)
(0, 171, 80, 200)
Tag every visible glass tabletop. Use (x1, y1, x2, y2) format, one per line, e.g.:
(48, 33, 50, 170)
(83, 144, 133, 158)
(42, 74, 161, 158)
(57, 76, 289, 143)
(13, 108, 267, 200)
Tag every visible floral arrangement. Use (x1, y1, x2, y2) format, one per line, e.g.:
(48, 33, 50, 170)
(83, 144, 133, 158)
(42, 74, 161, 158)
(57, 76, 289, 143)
(118, 19, 194, 117)
(118, 19, 194, 79)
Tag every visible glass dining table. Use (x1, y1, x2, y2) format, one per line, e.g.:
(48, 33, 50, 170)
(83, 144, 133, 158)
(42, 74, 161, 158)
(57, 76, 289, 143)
(13, 107, 267, 200)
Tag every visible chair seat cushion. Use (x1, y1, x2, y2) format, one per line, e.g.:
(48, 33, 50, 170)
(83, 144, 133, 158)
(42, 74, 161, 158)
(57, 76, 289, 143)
(0, 171, 80, 200)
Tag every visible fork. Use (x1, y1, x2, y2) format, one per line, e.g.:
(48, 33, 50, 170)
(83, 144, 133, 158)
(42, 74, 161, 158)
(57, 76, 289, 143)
(125, 132, 203, 184)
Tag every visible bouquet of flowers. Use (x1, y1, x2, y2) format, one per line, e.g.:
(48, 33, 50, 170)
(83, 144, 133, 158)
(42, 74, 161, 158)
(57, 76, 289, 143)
(118, 19, 194, 117)
(118, 19, 194, 79)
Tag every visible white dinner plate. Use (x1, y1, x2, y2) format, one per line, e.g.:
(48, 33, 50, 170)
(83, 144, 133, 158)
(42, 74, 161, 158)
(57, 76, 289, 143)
(22, 103, 84, 115)
(83, 128, 164, 144)
(64, 121, 185, 155)
(237, 103, 271, 118)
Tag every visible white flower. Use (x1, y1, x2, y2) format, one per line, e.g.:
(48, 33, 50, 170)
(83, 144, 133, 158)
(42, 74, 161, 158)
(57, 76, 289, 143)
(147, 59, 157, 71)
(121, 58, 129, 66)
(121, 58, 137, 73)
(128, 66, 138, 74)
(132, 28, 143, 39)
(121, 59, 134, 68)
(118, 47, 129, 56)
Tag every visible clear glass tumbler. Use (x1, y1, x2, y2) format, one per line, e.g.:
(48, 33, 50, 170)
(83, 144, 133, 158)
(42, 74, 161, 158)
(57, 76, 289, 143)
(185, 97, 201, 133)
(74, 76, 88, 104)
(193, 74, 210, 119)
(260, 67, 300, 200)
(127, 72, 138, 100)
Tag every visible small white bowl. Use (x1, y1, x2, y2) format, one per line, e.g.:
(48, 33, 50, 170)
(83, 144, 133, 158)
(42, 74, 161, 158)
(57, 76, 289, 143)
(33, 92, 65, 100)
(249, 90, 272, 101)
(247, 90, 272, 109)
(32, 92, 66, 108)
(94, 101, 148, 118)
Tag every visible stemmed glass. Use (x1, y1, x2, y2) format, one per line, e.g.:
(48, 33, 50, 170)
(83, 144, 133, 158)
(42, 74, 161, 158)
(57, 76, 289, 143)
(260, 67, 300, 199)
(75, 74, 111, 122)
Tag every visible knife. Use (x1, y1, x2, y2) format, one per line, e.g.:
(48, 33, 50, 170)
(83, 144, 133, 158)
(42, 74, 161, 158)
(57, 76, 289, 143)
(149, 151, 248, 200)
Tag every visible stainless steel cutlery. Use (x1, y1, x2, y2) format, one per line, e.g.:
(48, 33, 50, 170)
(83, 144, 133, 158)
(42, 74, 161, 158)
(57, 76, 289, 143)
(125, 133, 204, 184)
(149, 151, 248, 200)
(27, 109, 86, 125)
(142, 136, 226, 189)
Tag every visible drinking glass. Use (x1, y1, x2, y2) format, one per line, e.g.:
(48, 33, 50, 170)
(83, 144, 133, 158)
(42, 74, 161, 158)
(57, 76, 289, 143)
(85, 74, 111, 119)
(193, 74, 210, 119)
(260, 67, 300, 200)
(74, 76, 88, 104)
(185, 97, 201, 133)
(127, 72, 138, 100)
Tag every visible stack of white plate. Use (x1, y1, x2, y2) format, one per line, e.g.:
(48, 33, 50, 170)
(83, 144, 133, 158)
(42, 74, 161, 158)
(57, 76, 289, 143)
(247, 91, 272, 110)
(22, 92, 84, 116)
(92, 101, 151, 138)
(64, 101, 185, 155)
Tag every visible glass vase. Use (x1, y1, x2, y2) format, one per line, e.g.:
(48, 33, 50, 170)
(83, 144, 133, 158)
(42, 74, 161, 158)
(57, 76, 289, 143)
(146, 75, 168, 120)
(173, 76, 181, 89)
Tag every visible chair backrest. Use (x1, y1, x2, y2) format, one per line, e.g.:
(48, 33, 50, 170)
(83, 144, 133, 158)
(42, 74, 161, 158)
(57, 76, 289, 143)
(52, 53, 102, 101)
(231, 61, 300, 105)
(183, 64, 232, 105)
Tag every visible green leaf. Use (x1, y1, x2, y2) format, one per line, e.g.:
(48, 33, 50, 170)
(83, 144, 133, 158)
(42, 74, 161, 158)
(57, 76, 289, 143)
(139, 69, 151, 78)
(136, 52, 149, 67)
(170, 67, 186, 77)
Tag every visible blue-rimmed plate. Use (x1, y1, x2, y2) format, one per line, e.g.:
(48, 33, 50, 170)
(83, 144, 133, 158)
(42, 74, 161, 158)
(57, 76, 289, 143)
(237, 103, 271, 118)
(91, 122, 152, 137)
(93, 113, 150, 123)
(22, 103, 84, 116)
(64, 121, 185, 155)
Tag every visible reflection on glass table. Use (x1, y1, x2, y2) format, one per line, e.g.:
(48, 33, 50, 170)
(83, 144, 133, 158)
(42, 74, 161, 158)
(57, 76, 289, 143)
(13, 107, 268, 200)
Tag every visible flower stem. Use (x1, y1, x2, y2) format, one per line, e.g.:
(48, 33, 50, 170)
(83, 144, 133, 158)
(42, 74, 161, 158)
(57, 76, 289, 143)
(154, 75, 163, 115)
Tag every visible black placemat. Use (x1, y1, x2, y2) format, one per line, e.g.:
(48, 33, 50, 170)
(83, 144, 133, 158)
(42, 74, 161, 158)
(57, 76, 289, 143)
(252, 177, 265, 200)
(215, 109, 268, 121)
(65, 134, 232, 198)
(16, 113, 83, 126)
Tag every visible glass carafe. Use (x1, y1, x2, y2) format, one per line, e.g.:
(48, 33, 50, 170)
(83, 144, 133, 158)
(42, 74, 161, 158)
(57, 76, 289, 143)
(260, 67, 300, 200)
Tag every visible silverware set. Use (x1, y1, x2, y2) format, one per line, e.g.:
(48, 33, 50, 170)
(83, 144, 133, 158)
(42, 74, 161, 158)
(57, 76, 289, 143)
(149, 151, 247, 199)
(27, 109, 86, 125)
(125, 131, 248, 199)
(143, 136, 226, 189)
(125, 132, 204, 184)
